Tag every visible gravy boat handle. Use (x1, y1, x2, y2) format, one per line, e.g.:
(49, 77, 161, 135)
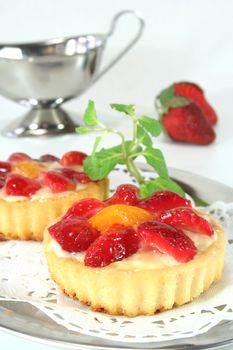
(93, 9, 145, 83)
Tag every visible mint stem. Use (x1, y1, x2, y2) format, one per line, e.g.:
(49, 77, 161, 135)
(127, 158, 145, 184)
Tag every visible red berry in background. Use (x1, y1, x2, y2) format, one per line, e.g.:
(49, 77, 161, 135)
(8, 152, 31, 162)
(48, 217, 100, 253)
(137, 220, 197, 262)
(40, 154, 59, 162)
(137, 190, 191, 213)
(5, 174, 41, 196)
(174, 82, 218, 125)
(162, 103, 216, 145)
(156, 83, 217, 145)
(63, 198, 106, 220)
(0, 161, 11, 173)
(155, 207, 213, 236)
(106, 184, 140, 206)
(60, 151, 87, 166)
(84, 225, 139, 267)
(42, 171, 75, 193)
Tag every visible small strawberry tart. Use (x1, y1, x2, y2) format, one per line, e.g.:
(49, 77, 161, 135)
(44, 185, 225, 317)
(0, 151, 108, 241)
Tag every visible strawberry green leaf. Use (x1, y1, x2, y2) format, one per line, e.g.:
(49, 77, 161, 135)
(75, 126, 94, 134)
(84, 147, 121, 180)
(111, 104, 135, 117)
(136, 125, 153, 147)
(83, 100, 98, 126)
(156, 85, 189, 115)
(143, 147, 169, 179)
(140, 177, 185, 198)
(138, 116, 162, 137)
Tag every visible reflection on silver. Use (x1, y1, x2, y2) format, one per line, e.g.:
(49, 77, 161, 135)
(0, 10, 145, 137)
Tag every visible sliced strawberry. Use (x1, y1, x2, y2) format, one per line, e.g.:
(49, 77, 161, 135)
(74, 172, 92, 184)
(63, 198, 106, 220)
(0, 172, 7, 189)
(60, 151, 87, 166)
(137, 190, 191, 213)
(39, 154, 59, 162)
(56, 168, 79, 180)
(48, 217, 100, 252)
(8, 152, 31, 162)
(155, 207, 213, 236)
(106, 184, 140, 206)
(0, 162, 11, 188)
(5, 174, 41, 196)
(42, 171, 75, 193)
(57, 168, 91, 184)
(84, 225, 139, 267)
(174, 82, 218, 125)
(137, 220, 197, 262)
(0, 161, 11, 173)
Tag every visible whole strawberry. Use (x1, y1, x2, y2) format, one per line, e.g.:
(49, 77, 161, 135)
(156, 83, 216, 145)
(159, 102, 215, 145)
(174, 82, 217, 125)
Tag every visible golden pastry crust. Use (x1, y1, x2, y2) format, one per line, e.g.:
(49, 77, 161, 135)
(0, 178, 109, 241)
(43, 216, 225, 317)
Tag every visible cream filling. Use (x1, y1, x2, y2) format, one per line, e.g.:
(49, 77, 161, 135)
(46, 229, 217, 270)
(0, 162, 87, 202)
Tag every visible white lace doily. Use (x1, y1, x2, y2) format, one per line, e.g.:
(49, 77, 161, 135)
(0, 167, 233, 343)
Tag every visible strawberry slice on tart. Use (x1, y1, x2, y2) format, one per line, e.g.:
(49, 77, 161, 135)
(137, 220, 197, 262)
(154, 207, 214, 236)
(137, 190, 192, 213)
(60, 151, 87, 166)
(84, 225, 139, 267)
(49, 217, 100, 253)
(106, 184, 140, 206)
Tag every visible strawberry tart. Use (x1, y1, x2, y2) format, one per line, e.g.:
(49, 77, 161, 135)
(44, 185, 225, 316)
(0, 151, 108, 241)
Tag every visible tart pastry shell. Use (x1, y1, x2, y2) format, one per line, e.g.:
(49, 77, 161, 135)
(43, 216, 225, 317)
(0, 178, 109, 241)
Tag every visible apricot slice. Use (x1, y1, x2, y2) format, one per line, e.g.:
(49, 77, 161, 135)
(88, 204, 152, 232)
(12, 161, 41, 179)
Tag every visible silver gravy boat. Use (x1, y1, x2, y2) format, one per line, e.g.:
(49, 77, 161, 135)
(0, 10, 144, 137)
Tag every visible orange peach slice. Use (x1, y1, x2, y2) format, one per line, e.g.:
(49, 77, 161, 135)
(12, 161, 41, 179)
(89, 204, 152, 232)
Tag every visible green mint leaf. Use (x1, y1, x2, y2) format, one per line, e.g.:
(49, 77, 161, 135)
(84, 146, 122, 180)
(138, 116, 162, 137)
(143, 147, 169, 179)
(109, 141, 142, 164)
(111, 103, 135, 117)
(92, 135, 103, 154)
(155, 85, 189, 115)
(140, 177, 185, 198)
(136, 125, 153, 147)
(83, 100, 98, 126)
(75, 126, 94, 134)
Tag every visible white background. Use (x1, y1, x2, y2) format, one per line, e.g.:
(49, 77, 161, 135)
(0, 0, 232, 349)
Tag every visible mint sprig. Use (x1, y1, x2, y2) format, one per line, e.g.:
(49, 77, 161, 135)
(76, 100, 185, 198)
